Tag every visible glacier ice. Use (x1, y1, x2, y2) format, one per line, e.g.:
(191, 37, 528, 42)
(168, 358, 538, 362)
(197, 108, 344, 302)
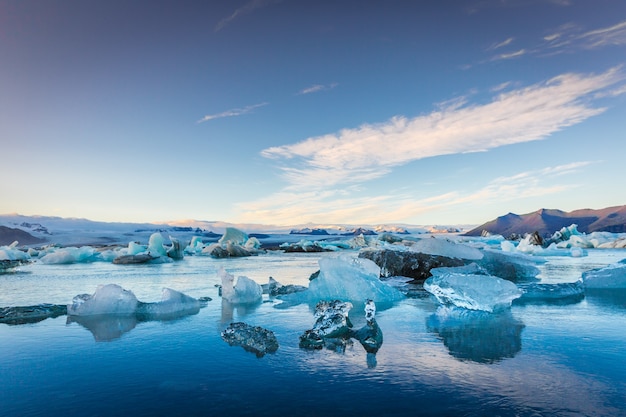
(148, 233, 168, 257)
(39, 246, 102, 264)
(424, 273, 522, 312)
(0, 242, 31, 262)
(582, 260, 626, 289)
(477, 249, 542, 281)
(304, 255, 404, 303)
(137, 288, 201, 319)
(221, 322, 279, 357)
(67, 284, 139, 316)
(219, 268, 263, 304)
(299, 300, 354, 349)
(219, 227, 249, 245)
(409, 237, 483, 260)
(516, 280, 585, 304)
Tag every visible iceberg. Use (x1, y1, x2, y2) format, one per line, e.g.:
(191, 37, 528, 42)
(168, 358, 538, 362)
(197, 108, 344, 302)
(304, 256, 404, 303)
(409, 237, 483, 260)
(39, 246, 102, 264)
(218, 268, 263, 304)
(424, 273, 522, 312)
(299, 300, 353, 349)
(516, 280, 585, 304)
(582, 260, 626, 289)
(166, 236, 186, 260)
(67, 284, 139, 316)
(219, 227, 249, 245)
(477, 249, 542, 281)
(137, 288, 201, 319)
(221, 322, 279, 357)
(147, 233, 168, 257)
(0, 242, 31, 262)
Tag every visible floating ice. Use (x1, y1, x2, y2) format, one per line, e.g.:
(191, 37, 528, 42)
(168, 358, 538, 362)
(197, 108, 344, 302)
(219, 268, 263, 304)
(219, 227, 249, 245)
(166, 237, 186, 260)
(304, 256, 404, 303)
(430, 263, 489, 277)
(137, 288, 201, 319)
(39, 246, 102, 264)
(424, 273, 522, 312)
(0, 242, 31, 262)
(582, 260, 626, 289)
(148, 233, 168, 257)
(299, 300, 353, 349)
(516, 280, 585, 304)
(221, 322, 279, 357)
(477, 249, 542, 281)
(409, 237, 483, 260)
(67, 284, 139, 316)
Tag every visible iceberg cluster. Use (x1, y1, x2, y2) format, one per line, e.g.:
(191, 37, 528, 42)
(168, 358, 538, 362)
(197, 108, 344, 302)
(424, 273, 522, 312)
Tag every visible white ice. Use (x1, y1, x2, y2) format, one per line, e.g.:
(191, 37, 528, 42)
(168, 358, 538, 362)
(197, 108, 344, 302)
(582, 260, 626, 289)
(424, 273, 522, 312)
(67, 284, 139, 316)
(305, 255, 404, 303)
(409, 237, 483, 260)
(218, 268, 263, 304)
(218, 227, 249, 245)
(39, 246, 102, 264)
(0, 242, 31, 261)
(139, 288, 200, 317)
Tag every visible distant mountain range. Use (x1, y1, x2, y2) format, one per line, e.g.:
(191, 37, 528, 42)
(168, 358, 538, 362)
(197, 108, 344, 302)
(465, 205, 626, 237)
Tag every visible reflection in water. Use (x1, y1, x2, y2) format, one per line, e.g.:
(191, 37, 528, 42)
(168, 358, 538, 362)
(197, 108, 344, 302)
(220, 299, 261, 323)
(67, 308, 201, 342)
(584, 288, 626, 310)
(427, 307, 525, 364)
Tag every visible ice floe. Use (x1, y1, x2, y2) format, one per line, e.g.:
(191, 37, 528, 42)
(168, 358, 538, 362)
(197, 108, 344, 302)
(582, 260, 626, 289)
(219, 268, 263, 304)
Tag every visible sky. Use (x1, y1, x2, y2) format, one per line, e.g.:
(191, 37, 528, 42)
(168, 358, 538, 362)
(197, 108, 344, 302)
(1, 0, 625, 227)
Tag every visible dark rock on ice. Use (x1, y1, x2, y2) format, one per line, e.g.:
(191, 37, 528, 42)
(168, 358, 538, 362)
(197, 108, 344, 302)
(221, 322, 279, 357)
(263, 277, 307, 296)
(112, 253, 160, 264)
(342, 227, 377, 236)
(359, 248, 466, 281)
(0, 303, 67, 325)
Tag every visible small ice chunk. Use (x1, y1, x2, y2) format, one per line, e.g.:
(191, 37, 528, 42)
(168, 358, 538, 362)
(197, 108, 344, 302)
(582, 261, 626, 289)
(138, 288, 200, 318)
(221, 322, 279, 357)
(424, 273, 522, 312)
(67, 284, 139, 316)
(166, 237, 186, 260)
(219, 268, 263, 304)
(409, 238, 483, 260)
(306, 256, 404, 303)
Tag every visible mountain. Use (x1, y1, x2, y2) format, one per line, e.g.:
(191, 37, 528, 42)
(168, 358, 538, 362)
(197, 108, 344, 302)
(465, 205, 626, 237)
(0, 226, 46, 246)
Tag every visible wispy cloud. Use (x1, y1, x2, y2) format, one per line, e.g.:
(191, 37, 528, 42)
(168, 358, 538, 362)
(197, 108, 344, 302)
(298, 83, 338, 95)
(489, 37, 515, 50)
(214, 0, 282, 32)
(493, 19, 626, 61)
(235, 162, 593, 225)
(197, 102, 268, 123)
(262, 67, 621, 190)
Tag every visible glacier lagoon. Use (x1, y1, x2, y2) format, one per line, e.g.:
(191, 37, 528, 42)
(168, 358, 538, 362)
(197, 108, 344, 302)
(1, 248, 626, 417)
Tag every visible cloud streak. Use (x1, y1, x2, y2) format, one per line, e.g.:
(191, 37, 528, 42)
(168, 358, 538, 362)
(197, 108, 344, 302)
(214, 0, 282, 32)
(298, 83, 338, 95)
(262, 67, 622, 191)
(197, 102, 268, 123)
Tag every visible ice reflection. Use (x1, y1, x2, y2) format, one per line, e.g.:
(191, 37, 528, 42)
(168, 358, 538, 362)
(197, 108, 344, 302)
(220, 299, 262, 323)
(427, 307, 525, 363)
(584, 288, 626, 310)
(67, 308, 201, 342)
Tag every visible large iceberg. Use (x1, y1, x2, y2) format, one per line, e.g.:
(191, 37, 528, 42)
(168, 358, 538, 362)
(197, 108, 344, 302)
(218, 268, 263, 304)
(68, 284, 139, 316)
(303, 256, 404, 303)
(424, 273, 522, 312)
(582, 260, 626, 289)
(477, 249, 542, 281)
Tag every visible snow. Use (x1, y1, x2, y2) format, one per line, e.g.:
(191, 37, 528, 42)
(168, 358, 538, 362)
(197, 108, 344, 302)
(67, 284, 139, 316)
(305, 255, 404, 303)
(218, 268, 263, 304)
(409, 237, 483, 260)
(424, 273, 522, 312)
(582, 260, 626, 289)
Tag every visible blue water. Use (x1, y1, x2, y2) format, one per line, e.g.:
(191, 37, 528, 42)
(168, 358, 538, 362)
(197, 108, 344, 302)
(1, 250, 626, 417)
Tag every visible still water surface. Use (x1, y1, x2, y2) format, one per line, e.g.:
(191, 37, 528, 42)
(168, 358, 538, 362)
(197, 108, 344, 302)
(1, 250, 625, 416)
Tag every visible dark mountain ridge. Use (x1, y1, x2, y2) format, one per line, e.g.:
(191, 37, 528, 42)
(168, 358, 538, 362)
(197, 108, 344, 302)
(465, 205, 626, 237)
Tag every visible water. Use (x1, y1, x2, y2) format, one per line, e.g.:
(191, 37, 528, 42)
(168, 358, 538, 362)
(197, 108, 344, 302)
(1, 250, 626, 417)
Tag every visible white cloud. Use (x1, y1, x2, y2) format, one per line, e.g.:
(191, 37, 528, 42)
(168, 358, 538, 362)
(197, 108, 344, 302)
(197, 102, 268, 123)
(489, 37, 515, 50)
(493, 48, 527, 60)
(262, 68, 621, 191)
(298, 83, 338, 95)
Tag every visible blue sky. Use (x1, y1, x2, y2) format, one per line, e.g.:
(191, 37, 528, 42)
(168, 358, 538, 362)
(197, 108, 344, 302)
(1, 0, 625, 226)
